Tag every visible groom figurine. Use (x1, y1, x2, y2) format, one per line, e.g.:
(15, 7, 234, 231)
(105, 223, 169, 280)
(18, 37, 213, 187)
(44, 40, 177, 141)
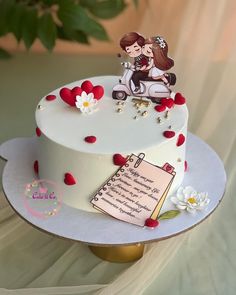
(120, 32, 149, 94)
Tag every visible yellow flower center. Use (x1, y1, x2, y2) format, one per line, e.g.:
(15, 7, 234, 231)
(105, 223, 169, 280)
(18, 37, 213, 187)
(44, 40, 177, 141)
(83, 101, 89, 107)
(188, 197, 196, 204)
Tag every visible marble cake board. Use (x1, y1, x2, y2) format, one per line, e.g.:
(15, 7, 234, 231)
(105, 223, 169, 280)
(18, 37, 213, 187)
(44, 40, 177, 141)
(0, 133, 226, 261)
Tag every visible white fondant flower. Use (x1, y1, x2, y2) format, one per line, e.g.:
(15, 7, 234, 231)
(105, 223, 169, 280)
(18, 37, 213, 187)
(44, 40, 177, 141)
(75, 91, 97, 114)
(159, 42, 166, 48)
(156, 36, 164, 42)
(170, 186, 210, 214)
(155, 36, 166, 48)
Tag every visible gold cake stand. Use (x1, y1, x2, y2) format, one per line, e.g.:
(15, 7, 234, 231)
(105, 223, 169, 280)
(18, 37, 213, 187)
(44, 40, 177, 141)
(89, 244, 144, 262)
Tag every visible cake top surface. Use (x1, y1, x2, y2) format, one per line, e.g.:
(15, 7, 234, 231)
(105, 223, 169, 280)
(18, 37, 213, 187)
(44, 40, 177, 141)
(35, 75, 188, 154)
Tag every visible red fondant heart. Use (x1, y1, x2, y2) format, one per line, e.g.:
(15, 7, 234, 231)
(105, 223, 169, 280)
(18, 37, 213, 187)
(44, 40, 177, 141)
(59, 88, 76, 106)
(161, 98, 168, 105)
(154, 105, 166, 112)
(162, 98, 174, 109)
(113, 154, 127, 166)
(165, 165, 172, 173)
(46, 94, 56, 101)
(92, 85, 104, 100)
(71, 86, 83, 97)
(36, 127, 41, 137)
(163, 130, 175, 138)
(34, 160, 39, 174)
(176, 134, 185, 146)
(84, 136, 97, 143)
(145, 218, 159, 228)
(64, 173, 76, 185)
(81, 80, 93, 94)
(184, 160, 188, 172)
(174, 93, 186, 105)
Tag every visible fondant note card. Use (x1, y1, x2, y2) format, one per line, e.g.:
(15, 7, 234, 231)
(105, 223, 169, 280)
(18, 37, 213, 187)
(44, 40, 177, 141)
(91, 154, 175, 227)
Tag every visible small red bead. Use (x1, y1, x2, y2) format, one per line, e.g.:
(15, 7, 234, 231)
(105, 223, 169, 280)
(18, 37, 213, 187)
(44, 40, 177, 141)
(184, 160, 188, 172)
(36, 127, 41, 137)
(34, 160, 39, 174)
(84, 136, 97, 143)
(145, 218, 159, 228)
(163, 130, 175, 138)
(176, 134, 185, 146)
(46, 94, 56, 101)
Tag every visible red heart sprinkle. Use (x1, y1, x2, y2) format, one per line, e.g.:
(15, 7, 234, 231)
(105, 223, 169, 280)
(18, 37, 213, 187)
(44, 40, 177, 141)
(113, 154, 127, 166)
(36, 127, 41, 137)
(161, 98, 168, 105)
(81, 80, 94, 94)
(145, 218, 159, 228)
(165, 165, 172, 172)
(33, 160, 39, 174)
(46, 94, 56, 101)
(163, 130, 175, 138)
(184, 160, 188, 172)
(154, 105, 166, 112)
(92, 85, 104, 100)
(174, 93, 186, 105)
(176, 134, 185, 146)
(163, 98, 174, 108)
(59, 87, 76, 106)
(71, 86, 83, 97)
(64, 173, 76, 185)
(84, 136, 96, 143)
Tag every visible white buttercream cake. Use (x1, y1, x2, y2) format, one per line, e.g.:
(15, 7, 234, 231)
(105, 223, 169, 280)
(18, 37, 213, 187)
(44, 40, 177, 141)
(35, 75, 188, 213)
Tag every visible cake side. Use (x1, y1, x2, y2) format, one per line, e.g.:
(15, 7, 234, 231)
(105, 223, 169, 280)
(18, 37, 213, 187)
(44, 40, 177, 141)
(36, 124, 187, 212)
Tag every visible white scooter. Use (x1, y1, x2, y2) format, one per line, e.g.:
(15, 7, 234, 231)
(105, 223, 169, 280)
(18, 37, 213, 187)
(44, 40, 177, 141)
(112, 62, 176, 103)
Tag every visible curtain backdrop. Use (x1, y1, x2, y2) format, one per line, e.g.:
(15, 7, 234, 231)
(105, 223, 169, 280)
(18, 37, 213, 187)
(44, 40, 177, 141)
(0, 0, 236, 294)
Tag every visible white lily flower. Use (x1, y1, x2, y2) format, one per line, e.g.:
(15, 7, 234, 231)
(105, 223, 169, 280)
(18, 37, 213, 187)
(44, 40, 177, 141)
(170, 186, 210, 214)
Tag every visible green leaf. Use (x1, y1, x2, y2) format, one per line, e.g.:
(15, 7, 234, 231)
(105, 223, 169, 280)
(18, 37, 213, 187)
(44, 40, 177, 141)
(38, 13, 57, 51)
(75, 31, 89, 44)
(0, 47, 12, 59)
(0, 0, 15, 36)
(22, 8, 38, 49)
(58, 1, 109, 40)
(80, 0, 127, 19)
(57, 27, 89, 44)
(158, 210, 181, 220)
(8, 3, 25, 42)
(58, 1, 88, 30)
(86, 18, 109, 41)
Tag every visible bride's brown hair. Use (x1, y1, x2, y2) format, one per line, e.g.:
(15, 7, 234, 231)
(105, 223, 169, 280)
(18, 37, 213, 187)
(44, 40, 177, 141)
(145, 37, 174, 71)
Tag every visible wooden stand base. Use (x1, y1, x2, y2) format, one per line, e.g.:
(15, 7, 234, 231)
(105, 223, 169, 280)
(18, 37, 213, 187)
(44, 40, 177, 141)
(89, 244, 144, 263)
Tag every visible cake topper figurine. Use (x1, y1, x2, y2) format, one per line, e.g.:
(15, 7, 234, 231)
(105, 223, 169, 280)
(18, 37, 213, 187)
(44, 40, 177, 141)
(112, 32, 176, 104)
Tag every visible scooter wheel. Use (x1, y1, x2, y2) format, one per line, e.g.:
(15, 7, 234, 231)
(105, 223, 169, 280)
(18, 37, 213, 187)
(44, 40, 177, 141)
(112, 91, 127, 100)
